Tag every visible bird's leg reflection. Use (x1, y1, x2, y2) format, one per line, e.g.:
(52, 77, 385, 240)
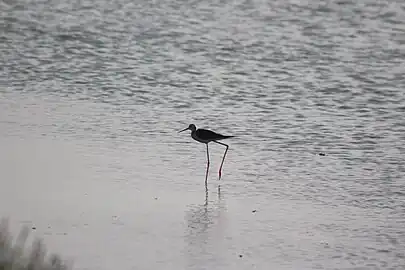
(185, 179, 227, 268)
(204, 182, 208, 207)
(203, 183, 221, 207)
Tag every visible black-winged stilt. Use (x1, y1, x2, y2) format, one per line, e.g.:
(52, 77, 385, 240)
(179, 124, 234, 184)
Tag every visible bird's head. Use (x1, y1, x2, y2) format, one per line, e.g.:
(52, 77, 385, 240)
(179, 124, 196, 133)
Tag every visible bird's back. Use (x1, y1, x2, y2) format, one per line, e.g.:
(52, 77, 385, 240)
(196, 129, 233, 142)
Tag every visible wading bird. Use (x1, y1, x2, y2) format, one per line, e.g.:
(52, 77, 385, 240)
(179, 124, 234, 184)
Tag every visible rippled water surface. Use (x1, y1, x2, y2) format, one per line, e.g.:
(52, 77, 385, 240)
(1, 0, 405, 269)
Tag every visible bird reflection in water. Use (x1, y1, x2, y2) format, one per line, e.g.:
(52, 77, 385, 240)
(185, 184, 226, 267)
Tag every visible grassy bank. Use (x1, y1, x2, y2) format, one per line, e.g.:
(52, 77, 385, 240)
(0, 219, 71, 270)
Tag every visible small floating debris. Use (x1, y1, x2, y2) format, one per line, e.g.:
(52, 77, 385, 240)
(252, 210, 257, 213)
(31, 227, 36, 230)
(319, 153, 326, 156)
(239, 254, 243, 258)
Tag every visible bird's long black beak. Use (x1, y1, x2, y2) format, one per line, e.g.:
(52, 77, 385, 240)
(178, 127, 189, 133)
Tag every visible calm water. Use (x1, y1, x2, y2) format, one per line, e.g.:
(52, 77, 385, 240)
(1, 0, 405, 269)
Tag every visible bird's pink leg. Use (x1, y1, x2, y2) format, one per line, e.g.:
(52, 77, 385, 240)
(215, 141, 229, 180)
(205, 143, 210, 186)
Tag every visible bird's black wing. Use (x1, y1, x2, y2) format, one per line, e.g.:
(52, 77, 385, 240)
(197, 129, 233, 140)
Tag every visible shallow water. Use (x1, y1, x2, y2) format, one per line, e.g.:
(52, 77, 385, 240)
(1, 0, 405, 269)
